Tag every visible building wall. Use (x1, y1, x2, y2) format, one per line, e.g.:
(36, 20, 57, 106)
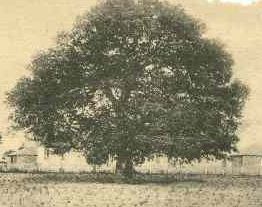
(0, 162, 7, 171)
(243, 156, 262, 175)
(232, 156, 243, 175)
(5, 155, 38, 171)
(231, 156, 262, 175)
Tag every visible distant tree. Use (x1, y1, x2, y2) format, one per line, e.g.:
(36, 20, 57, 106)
(7, 0, 248, 176)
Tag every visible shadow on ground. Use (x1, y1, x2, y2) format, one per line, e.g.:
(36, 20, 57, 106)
(21, 172, 205, 185)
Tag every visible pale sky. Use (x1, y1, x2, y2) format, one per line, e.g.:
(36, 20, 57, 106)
(0, 0, 262, 154)
(213, 0, 259, 5)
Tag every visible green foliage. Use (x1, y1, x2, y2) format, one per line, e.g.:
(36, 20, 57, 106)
(7, 0, 248, 173)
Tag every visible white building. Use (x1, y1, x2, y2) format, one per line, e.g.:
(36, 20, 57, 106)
(2, 142, 38, 171)
(231, 154, 262, 176)
(2, 141, 115, 172)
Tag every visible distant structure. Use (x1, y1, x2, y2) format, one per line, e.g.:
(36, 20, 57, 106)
(1, 140, 262, 176)
(0, 159, 7, 171)
(231, 154, 262, 176)
(1, 141, 112, 173)
(2, 142, 38, 171)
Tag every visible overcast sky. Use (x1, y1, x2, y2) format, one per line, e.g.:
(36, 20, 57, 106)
(214, 0, 259, 4)
(0, 0, 262, 154)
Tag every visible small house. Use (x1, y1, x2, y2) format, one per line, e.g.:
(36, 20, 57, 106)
(0, 159, 7, 171)
(2, 143, 38, 172)
(231, 154, 262, 176)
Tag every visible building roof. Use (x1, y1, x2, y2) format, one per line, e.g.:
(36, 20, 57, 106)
(3, 150, 16, 157)
(230, 154, 262, 157)
(16, 145, 38, 156)
(3, 142, 38, 157)
(0, 159, 7, 164)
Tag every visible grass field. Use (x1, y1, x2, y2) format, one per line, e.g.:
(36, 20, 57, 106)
(0, 172, 261, 207)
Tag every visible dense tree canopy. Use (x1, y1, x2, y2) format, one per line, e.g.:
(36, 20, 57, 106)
(7, 0, 248, 175)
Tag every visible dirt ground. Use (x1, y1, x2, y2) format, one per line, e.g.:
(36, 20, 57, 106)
(0, 173, 261, 207)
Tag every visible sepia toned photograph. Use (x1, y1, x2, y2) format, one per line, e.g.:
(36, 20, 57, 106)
(0, 0, 261, 206)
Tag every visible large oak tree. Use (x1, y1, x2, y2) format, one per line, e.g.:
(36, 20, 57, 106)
(7, 0, 248, 176)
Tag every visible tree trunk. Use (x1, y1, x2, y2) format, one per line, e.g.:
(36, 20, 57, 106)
(115, 156, 134, 177)
(92, 165, 97, 173)
(115, 159, 124, 174)
(123, 159, 134, 178)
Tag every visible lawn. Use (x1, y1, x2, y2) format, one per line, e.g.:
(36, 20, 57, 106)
(0, 172, 261, 207)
